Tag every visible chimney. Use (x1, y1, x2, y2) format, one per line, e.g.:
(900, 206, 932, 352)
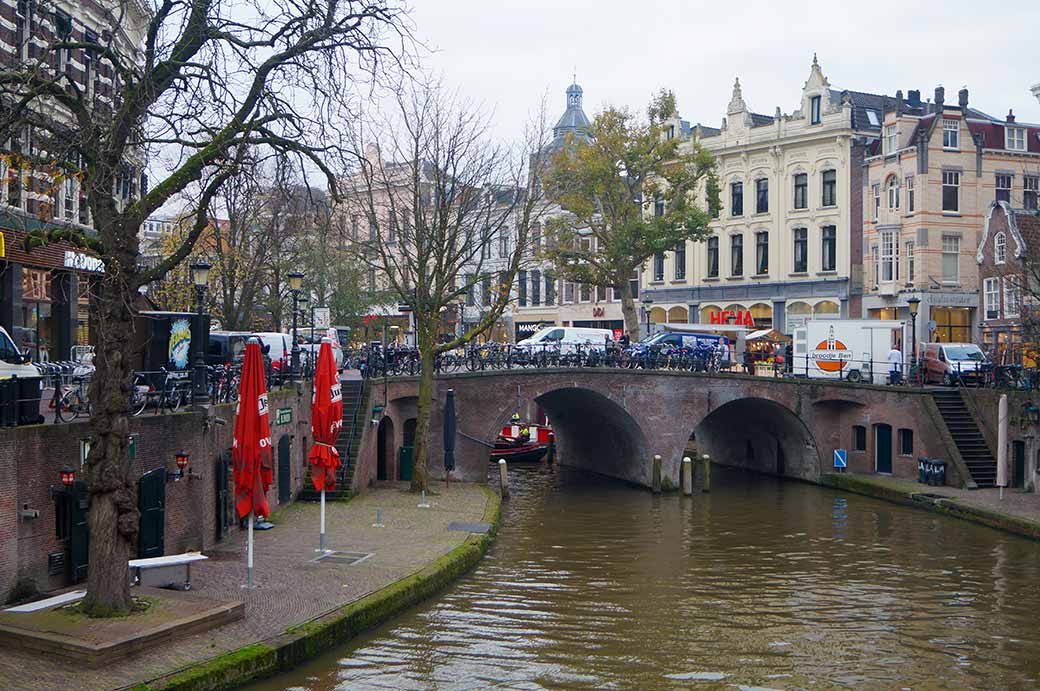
(934, 86, 945, 108)
(895, 89, 904, 115)
(907, 90, 921, 108)
(1007, 109, 1016, 123)
(958, 87, 969, 109)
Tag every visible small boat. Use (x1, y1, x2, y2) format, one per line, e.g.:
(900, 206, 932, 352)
(491, 439, 548, 463)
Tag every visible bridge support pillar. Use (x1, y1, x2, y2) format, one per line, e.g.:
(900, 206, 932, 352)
(652, 455, 662, 493)
(682, 457, 692, 496)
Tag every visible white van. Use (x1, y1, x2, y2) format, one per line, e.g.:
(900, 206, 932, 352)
(0, 326, 39, 379)
(517, 326, 614, 354)
(250, 332, 291, 372)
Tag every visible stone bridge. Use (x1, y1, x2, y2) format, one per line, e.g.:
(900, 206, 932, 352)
(354, 369, 979, 490)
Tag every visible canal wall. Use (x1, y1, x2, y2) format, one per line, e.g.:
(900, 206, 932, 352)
(0, 386, 313, 604)
(961, 388, 1038, 491)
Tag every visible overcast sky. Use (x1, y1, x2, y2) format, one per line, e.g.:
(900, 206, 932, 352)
(410, 0, 1040, 139)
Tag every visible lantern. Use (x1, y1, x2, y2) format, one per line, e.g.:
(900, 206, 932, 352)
(60, 466, 76, 487)
(175, 450, 189, 473)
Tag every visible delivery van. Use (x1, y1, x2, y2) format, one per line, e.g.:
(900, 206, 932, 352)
(0, 326, 39, 379)
(921, 342, 987, 385)
(516, 326, 614, 353)
(793, 319, 905, 384)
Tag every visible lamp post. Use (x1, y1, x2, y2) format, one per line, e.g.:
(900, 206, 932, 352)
(642, 295, 653, 340)
(190, 261, 210, 404)
(907, 295, 921, 371)
(288, 270, 304, 380)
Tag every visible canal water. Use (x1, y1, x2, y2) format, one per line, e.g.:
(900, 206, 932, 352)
(249, 465, 1040, 690)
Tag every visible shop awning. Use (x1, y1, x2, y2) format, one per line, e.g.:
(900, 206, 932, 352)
(747, 328, 790, 342)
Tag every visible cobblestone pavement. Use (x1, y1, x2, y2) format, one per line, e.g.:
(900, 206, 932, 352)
(0, 483, 490, 691)
(840, 473, 1040, 529)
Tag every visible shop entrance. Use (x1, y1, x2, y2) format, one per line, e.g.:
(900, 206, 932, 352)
(930, 307, 972, 344)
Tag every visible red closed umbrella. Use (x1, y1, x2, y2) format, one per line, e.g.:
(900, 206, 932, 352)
(233, 339, 273, 587)
(309, 339, 343, 492)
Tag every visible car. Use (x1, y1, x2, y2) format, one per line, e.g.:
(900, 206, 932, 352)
(206, 331, 251, 366)
(921, 342, 988, 386)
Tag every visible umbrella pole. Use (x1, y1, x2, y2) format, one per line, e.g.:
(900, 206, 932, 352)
(320, 489, 326, 552)
(246, 510, 254, 588)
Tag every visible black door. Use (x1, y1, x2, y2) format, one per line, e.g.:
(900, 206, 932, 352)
(875, 424, 893, 474)
(216, 450, 230, 541)
(68, 481, 89, 583)
(377, 419, 389, 481)
(278, 435, 292, 504)
(1013, 440, 1026, 489)
(138, 468, 166, 559)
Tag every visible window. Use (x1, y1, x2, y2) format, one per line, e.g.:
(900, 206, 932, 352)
(905, 176, 915, 213)
(995, 232, 1007, 264)
(674, 242, 686, 280)
(531, 222, 541, 251)
(871, 244, 879, 286)
(483, 275, 493, 306)
(596, 285, 608, 302)
(942, 171, 960, 212)
(1005, 276, 1020, 318)
(1026, 176, 1039, 211)
(654, 198, 665, 217)
(866, 110, 880, 127)
(580, 283, 591, 302)
(563, 281, 575, 304)
(810, 95, 821, 124)
(884, 124, 897, 154)
(821, 170, 836, 207)
(629, 270, 639, 300)
(898, 429, 914, 456)
(707, 236, 719, 278)
(881, 231, 895, 281)
(793, 173, 807, 210)
(755, 178, 768, 214)
(730, 234, 743, 276)
(821, 226, 836, 271)
(942, 119, 960, 149)
(853, 425, 867, 451)
(545, 272, 556, 306)
(498, 233, 508, 258)
(518, 270, 527, 307)
(653, 252, 664, 281)
(995, 174, 1012, 203)
(755, 231, 768, 275)
(984, 278, 999, 319)
(60, 177, 75, 221)
(531, 270, 541, 305)
(1006, 127, 1026, 152)
(942, 235, 960, 282)
(871, 183, 880, 220)
(887, 176, 899, 210)
(730, 182, 743, 216)
(793, 228, 807, 273)
(906, 240, 915, 284)
(387, 213, 397, 242)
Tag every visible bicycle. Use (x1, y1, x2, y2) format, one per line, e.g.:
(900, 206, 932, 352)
(56, 376, 92, 422)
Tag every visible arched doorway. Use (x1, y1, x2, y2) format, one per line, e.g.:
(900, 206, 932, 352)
(694, 397, 820, 481)
(377, 417, 394, 481)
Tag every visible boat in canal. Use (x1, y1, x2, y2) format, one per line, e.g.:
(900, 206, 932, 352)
(491, 422, 550, 462)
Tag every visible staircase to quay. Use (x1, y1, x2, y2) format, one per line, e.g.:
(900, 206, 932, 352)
(931, 388, 996, 488)
(300, 378, 369, 501)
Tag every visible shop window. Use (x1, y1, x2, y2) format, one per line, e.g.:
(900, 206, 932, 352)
(853, 425, 867, 451)
(814, 301, 840, 318)
(667, 306, 688, 324)
(931, 306, 972, 344)
(650, 307, 667, 324)
(898, 429, 913, 456)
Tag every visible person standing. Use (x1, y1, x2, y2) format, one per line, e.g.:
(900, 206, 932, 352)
(887, 344, 903, 385)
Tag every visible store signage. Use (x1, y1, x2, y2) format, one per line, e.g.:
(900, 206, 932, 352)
(63, 250, 105, 273)
(709, 310, 755, 327)
(276, 407, 292, 425)
(515, 321, 546, 340)
(592, 307, 605, 317)
(0, 231, 5, 258)
(810, 327, 852, 372)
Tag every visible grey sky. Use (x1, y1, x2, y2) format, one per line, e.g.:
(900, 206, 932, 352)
(411, 0, 1040, 138)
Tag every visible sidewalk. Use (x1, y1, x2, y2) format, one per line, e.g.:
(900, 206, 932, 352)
(0, 483, 497, 691)
(822, 473, 1040, 540)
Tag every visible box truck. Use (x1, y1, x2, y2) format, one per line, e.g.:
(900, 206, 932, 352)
(792, 319, 906, 384)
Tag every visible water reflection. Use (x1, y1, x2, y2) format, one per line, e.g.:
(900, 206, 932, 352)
(248, 465, 1040, 690)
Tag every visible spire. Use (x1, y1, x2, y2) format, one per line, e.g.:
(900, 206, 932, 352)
(551, 78, 592, 148)
(727, 77, 747, 115)
(812, 52, 818, 67)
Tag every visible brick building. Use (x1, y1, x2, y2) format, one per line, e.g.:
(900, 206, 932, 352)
(862, 86, 1040, 346)
(975, 201, 1040, 364)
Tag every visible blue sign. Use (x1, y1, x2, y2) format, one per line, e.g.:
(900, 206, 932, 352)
(833, 449, 847, 469)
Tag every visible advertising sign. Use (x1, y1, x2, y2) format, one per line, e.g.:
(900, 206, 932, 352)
(168, 318, 192, 369)
(313, 307, 331, 330)
(810, 325, 852, 373)
(515, 321, 546, 341)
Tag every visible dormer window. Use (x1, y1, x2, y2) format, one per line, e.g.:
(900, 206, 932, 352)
(866, 110, 880, 127)
(942, 119, 960, 149)
(810, 96, 821, 125)
(1006, 127, 1026, 152)
(995, 232, 1006, 265)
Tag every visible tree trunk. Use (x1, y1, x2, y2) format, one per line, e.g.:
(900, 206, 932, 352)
(617, 274, 641, 342)
(409, 325, 437, 493)
(81, 263, 139, 616)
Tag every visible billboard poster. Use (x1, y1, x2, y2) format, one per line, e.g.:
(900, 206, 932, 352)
(169, 318, 192, 370)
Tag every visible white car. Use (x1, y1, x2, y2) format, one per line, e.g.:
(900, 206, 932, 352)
(517, 326, 615, 354)
(0, 326, 40, 379)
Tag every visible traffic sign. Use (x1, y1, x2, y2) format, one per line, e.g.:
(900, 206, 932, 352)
(833, 449, 847, 469)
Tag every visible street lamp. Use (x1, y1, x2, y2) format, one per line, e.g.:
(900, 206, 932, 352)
(190, 261, 210, 404)
(642, 295, 653, 339)
(288, 270, 304, 380)
(907, 296, 921, 370)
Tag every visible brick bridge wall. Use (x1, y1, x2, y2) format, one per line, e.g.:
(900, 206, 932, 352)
(0, 387, 312, 603)
(358, 370, 970, 493)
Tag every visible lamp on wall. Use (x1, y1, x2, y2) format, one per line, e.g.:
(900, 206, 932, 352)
(60, 466, 76, 487)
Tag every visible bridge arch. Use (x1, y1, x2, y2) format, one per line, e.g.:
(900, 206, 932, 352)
(693, 397, 821, 481)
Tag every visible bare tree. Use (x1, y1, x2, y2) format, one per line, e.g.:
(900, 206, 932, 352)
(344, 82, 547, 491)
(0, 0, 410, 614)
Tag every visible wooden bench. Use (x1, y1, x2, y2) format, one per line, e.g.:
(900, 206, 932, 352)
(128, 553, 208, 591)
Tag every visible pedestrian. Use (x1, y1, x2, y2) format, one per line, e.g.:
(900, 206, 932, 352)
(784, 343, 793, 374)
(743, 348, 754, 375)
(887, 344, 903, 385)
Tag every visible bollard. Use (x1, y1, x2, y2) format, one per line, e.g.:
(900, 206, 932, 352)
(373, 509, 384, 528)
(546, 433, 556, 464)
(682, 457, 693, 496)
(418, 489, 430, 508)
(498, 458, 510, 499)
(652, 454, 662, 493)
(701, 454, 711, 493)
